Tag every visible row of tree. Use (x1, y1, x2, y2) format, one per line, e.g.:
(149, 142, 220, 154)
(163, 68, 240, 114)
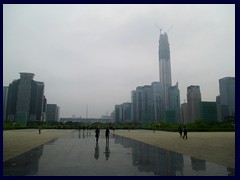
(3, 118, 235, 132)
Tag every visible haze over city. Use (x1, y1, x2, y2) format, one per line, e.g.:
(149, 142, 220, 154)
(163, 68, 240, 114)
(3, 4, 235, 118)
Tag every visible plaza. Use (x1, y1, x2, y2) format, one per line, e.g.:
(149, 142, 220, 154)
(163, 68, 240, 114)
(3, 129, 235, 176)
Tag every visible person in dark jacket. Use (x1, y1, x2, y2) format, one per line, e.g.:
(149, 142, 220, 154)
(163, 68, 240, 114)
(95, 127, 100, 143)
(182, 126, 188, 139)
(105, 127, 110, 144)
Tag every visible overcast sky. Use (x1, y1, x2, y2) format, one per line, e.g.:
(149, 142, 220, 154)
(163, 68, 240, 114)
(3, 4, 235, 118)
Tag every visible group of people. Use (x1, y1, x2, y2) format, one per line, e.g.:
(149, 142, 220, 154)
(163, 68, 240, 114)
(95, 127, 110, 144)
(178, 124, 188, 139)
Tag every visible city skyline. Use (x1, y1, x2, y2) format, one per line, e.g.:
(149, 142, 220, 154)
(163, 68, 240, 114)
(3, 4, 235, 118)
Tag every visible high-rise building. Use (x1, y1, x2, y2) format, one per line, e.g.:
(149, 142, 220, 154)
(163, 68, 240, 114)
(187, 85, 201, 123)
(136, 86, 143, 123)
(218, 77, 235, 121)
(181, 103, 189, 124)
(5, 73, 45, 125)
(115, 105, 122, 124)
(122, 102, 132, 123)
(167, 82, 181, 123)
(131, 90, 137, 122)
(3, 86, 9, 121)
(131, 82, 163, 124)
(199, 101, 217, 122)
(151, 82, 162, 121)
(158, 32, 172, 112)
(46, 104, 59, 122)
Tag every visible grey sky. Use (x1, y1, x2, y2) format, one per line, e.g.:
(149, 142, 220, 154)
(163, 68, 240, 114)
(3, 4, 235, 118)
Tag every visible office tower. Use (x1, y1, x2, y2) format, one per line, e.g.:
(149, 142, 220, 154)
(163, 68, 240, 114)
(219, 77, 235, 121)
(187, 85, 201, 123)
(122, 102, 132, 123)
(135, 85, 153, 124)
(136, 86, 143, 123)
(3, 86, 9, 121)
(216, 95, 222, 122)
(131, 90, 137, 122)
(181, 103, 189, 124)
(168, 82, 181, 123)
(151, 82, 162, 121)
(42, 96, 47, 122)
(115, 105, 122, 123)
(5, 72, 45, 125)
(199, 101, 217, 122)
(158, 32, 172, 112)
(46, 104, 59, 122)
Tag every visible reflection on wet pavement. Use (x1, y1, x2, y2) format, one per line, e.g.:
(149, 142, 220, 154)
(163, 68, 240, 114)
(3, 130, 235, 176)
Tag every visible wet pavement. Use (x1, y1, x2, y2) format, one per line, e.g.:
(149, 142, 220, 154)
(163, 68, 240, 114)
(3, 130, 235, 176)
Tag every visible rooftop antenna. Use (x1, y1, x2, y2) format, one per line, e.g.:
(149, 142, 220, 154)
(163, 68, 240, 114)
(155, 24, 162, 34)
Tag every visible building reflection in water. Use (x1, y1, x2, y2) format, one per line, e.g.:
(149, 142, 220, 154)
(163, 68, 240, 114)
(3, 144, 44, 176)
(114, 135, 183, 175)
(191, 157, 206, 171)
(114, 135, 235, 176)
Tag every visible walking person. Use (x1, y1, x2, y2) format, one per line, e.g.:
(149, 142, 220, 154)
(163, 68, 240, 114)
(178, 125, 183, 137)
(182, 126, 188, 139)
(95, 127, 100, 144)
(38, 126, 41, 134)
(105, 127, 110, 144)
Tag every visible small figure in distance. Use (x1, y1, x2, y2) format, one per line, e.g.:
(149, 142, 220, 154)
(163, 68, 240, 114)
(178, 124, 183, 138)
(95, 127, 100, 144)
(182, 126, 188, 139)
(38, 126, 41, 134)
(105, 127, 110, 144)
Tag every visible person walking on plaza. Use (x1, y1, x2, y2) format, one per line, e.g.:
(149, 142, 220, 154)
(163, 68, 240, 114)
(95, 127, 100, 144)
(178, 124, 183, 137)
(105, 127, 110, 144)
(182, 126, 188, 139)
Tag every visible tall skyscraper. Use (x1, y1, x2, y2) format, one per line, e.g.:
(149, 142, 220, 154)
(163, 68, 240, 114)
(218, 77, 235, 121)
(6, 72, 45, 125)
(187, 85, 201, 123)
(159, 32, 172, 111)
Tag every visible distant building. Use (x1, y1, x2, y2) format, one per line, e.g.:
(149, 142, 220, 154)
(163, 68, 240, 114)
(46, 104, 59, 122)
(131, 90, 137, 122)
(187, 85, 201, 123)
(218, 77, 235, 121)
(216, 95, 222, 122)
(115, 102, 132, 123)
(6, 73, 45, 126)
(151, 82, 162, 121)
(3, 86, 9, 121)
(167, 82, 181, 123)
(199, 101, 217, 122)
(181, 103, 189, 124)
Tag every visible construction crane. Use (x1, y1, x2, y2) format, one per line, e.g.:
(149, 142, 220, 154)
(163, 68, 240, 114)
(155, 24, 162, 34)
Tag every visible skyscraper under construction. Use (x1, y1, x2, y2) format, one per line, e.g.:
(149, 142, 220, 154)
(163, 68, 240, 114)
(158, 32, 172, 112)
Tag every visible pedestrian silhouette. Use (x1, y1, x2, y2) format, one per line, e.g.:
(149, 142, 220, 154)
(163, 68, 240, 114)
(95, 127, 100, 144)
(178, 125, 183, 137)
(38, 126, 41, 134)
(104, 143, 110, 160)
(183, 126, 188, 139)
(105, 127, 110, 144)
(94, 143, 100, 160)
